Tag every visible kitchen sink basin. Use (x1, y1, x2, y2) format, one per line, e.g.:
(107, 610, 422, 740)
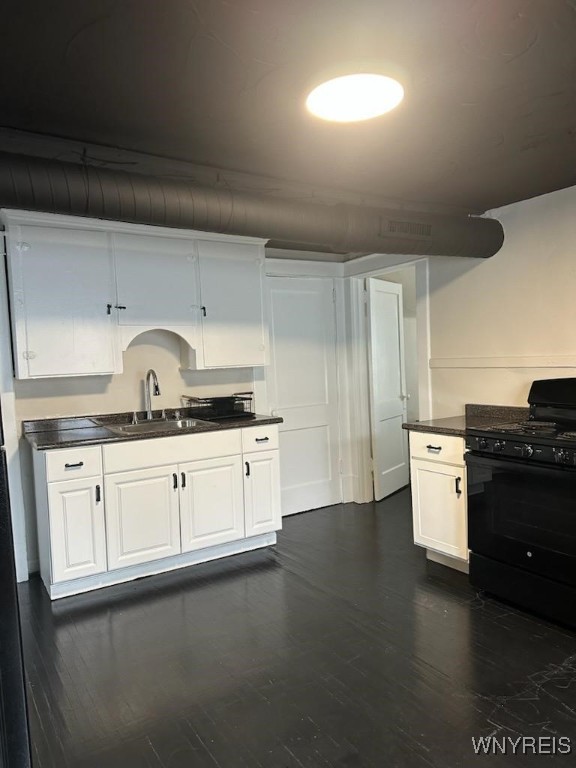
(105, 418, 216, 436)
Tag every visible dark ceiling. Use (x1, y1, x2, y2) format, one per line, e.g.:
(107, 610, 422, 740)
(2, 0, 576, 215)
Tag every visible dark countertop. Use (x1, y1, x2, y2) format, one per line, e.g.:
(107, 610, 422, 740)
(24, 409, 283, 450)
(402, 403, 529, 437)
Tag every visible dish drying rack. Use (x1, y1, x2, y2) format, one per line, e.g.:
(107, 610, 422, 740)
(181, 392, 255, 420)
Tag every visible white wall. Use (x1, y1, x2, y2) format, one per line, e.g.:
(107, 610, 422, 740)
(428, 184, 576, 416)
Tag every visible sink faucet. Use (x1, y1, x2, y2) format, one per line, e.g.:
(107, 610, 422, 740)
(145, 369, 161, 420)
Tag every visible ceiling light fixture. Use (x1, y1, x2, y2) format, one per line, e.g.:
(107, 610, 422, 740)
(306, 73, 404, 123)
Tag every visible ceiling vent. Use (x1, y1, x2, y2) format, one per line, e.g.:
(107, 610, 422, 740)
(387, 220, 432, 237)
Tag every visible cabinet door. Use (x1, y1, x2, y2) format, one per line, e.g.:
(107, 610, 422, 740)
(105, 465, 181, 570)
(244, 450, 282, 536)
(180, 456, 244, 552)
(48, 477, 107, 583)
(411, 458, 467, 560)
(197, 240, 267, 367)
(113, 233, 201, 326)
(7, 225, 118, 377)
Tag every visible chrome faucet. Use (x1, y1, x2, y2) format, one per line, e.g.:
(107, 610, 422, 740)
(145, 369, 161, 420)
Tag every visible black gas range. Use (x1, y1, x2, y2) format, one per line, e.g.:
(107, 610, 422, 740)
(465, 378, 576, 630)
(466, 420, 576, 465)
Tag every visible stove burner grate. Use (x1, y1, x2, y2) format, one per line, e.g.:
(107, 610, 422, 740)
(523, 420, 557, 430)
(489, 422, 524, 432)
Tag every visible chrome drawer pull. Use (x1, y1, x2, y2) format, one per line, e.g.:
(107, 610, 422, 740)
(426, 445, 442, 452)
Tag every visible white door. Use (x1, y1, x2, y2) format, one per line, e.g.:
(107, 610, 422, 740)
(266, 277, 341, 515)
(197, 239, 267, 367)
(105, 466, 181, 570)
(411, 459, 467, 560)
(367, 279, 410, 500)
(179, 456, 245, 552)
(113, 233, 201, 326)
(8, 225, 118, 377)
(244, 450, 282, 536)
(48, 477, 107, 583)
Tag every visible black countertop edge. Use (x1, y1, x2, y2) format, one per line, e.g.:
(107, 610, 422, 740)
(24, 413, 283, 451)
(402, 404, 530, 437)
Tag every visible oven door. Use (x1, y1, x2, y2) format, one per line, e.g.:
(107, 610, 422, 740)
(466, 452, 576, 588)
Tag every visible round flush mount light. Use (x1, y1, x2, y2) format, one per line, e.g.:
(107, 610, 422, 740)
(306, 73, 404, 123)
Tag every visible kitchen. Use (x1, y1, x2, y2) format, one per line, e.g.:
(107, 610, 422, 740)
(2, 2, 576, 766)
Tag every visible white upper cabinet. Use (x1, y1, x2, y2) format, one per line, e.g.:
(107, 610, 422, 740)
(6, 224, 119, 378)
(2, 210, 269, 377)
(113, 233, 201, 327)
(197, 239, 267, 368)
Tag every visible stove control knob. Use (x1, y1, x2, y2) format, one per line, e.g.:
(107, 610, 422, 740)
(493, 441, 504, 452)
(555, 449, 571, 465)
(521, 444, 534, 458)
(478, 438, 489, 450)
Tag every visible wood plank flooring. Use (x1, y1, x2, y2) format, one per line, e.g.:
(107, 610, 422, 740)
(18, 490, 576, 767)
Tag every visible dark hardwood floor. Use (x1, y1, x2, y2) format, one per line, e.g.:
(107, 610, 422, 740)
(18, 490, 576, 767)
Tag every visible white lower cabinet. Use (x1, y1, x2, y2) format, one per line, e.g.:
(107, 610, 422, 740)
(244, 450, 281, 536)
(47, 476, 107, 583)
(410, 458, 467, 560)
(180, 456, 245, 551)
(33, 425, 282, 598)
(409, 432, 468, 563)
(104, 465, 181, 570)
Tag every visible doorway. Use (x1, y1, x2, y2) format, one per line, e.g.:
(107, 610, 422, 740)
(345, 259, 430, 504)
(368, 266, 421, 500)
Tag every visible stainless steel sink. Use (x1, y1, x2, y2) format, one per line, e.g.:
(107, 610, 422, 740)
(105, 418, 216, 436)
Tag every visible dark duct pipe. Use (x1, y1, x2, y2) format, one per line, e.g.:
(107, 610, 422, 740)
(0, 151, 504, 257)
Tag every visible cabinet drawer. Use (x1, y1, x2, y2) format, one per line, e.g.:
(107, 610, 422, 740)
(409, 431, 465, 465)
(45, 446, 102, 482)
(241, 425, 279, 453)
